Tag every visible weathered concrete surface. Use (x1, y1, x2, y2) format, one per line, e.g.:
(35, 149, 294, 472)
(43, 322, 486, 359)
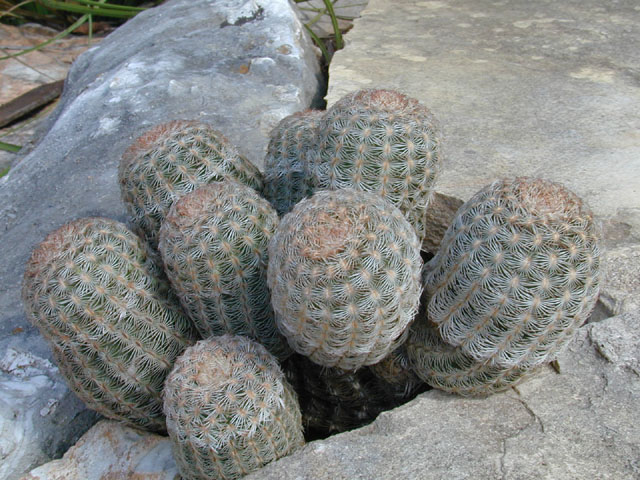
(245, 313, 640, 479)
(0, 1, 322, 478)
(21, 421, 178, 480)
(327, 0, 640, 248)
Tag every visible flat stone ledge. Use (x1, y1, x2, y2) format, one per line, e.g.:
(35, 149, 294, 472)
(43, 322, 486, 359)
(326, 0, 640, 247)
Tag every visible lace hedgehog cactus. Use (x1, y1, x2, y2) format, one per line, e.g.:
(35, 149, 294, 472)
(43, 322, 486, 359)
(268, 188, 423, 370)
(309, 89, 443, 244)
(159, 181, 291, 360)
(163, 335, 304, 480)
(263, 109, 324, 215)
(407, 177, 602, 395)
(118, 120, 263, 250)
(21, 217, 198, 432)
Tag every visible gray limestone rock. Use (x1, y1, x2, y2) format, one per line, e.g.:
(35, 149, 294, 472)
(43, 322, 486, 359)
(326, 0, 640, 248)
(21, 420, 178, 480)
(0, 1, 322, 478)
(245, 313, 640, 479)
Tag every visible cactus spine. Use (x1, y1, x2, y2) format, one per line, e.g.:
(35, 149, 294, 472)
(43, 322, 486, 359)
(22, 217, 198, 432)
(407, 177, 602, 395)
(163, 335, 304, 480)
(159, 181, 291, 360)
(118, 120, 263, 250)
(268, 188, 423, 370)
(263, 109, 324, 215)
(309, 89, 443, 243)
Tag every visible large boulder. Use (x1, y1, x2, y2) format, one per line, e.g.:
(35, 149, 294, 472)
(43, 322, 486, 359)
(0, 1, 323, 478)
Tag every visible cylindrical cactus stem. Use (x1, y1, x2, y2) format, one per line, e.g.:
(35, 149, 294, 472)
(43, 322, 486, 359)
(159, 181, 291, 360)
(407, 177, 602, 395)
(268, 188, 423, 370)
(22, 217, 199, 432)
(263, 109, 324, 215)
(118, 120, 263, 250)
(309, 89, 443, 244)
(163, 335, 304, 480)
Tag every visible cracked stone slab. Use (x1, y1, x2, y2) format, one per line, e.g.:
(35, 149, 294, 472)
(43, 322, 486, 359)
(326, 0, 640, 249)
(246, 313, 640, 479)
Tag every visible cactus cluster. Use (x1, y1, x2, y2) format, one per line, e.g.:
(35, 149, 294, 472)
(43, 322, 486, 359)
(21, 88, 604, 479)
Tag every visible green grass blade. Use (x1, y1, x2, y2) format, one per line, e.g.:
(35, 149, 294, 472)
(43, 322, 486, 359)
(37, 0, 141, 19)
(0, 141, 22, 153)
(323, 0, 343, 50)
(304, 23, 330, 63)
(0, 13, 89, 60)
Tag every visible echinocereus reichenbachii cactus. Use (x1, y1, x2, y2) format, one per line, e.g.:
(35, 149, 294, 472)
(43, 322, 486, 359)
(407, 177, 602, 395)
(263, 109, 324, 215)
(159, 181, 291, 360)
(163, 335, 304, 480)
(267, 188, 423, 370)
(118, 120, 263, 249)
(21, 217, 199, 432)
(309, 89, 443, 244)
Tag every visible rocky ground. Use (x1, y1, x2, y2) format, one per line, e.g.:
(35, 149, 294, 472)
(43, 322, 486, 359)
(1, 0, 638, 479)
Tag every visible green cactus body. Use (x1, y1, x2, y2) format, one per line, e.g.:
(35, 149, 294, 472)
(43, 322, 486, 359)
(268, 188, 423, 370)
(163, 335, 304, 480)
(22, 217, 198, 432)
(118, 120, 263, 250)
(309, 89, 443, 244)
(263, 109, 324, 215)
(159, 182, 291, 360)
(407, 177, 601, 395)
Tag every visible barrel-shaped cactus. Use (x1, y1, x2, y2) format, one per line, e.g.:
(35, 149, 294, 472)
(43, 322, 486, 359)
(268, 188, 423, 370)
(159, 181, 291, 360)
(263, 109, 324, 215)
(407, 177, 602, 395)
(309, 89, 443, 243)
(22, 217, 198, 432)
(118, 120, 263, 250)
(163, 335, 304, 480)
